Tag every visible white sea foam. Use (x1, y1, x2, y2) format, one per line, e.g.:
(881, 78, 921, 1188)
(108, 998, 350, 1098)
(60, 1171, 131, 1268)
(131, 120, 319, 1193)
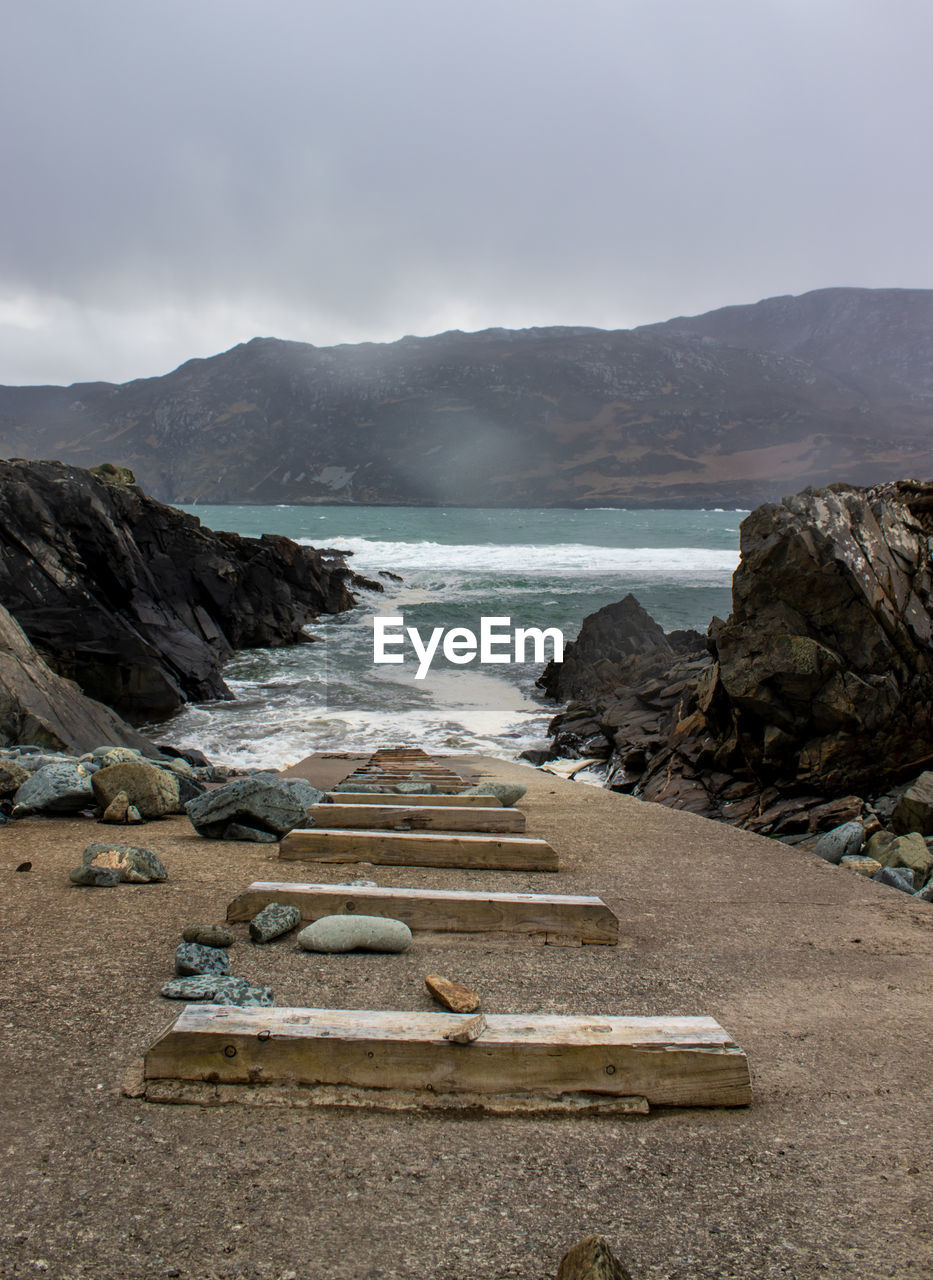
(304, 536, 739, 577)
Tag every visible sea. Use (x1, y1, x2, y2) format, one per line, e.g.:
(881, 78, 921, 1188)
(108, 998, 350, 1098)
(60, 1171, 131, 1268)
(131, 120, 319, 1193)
(146, 507, 744, 769)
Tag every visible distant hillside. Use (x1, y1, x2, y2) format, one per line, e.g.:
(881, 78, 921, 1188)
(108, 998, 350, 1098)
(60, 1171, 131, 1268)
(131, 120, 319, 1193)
(2, 287, 933, 507)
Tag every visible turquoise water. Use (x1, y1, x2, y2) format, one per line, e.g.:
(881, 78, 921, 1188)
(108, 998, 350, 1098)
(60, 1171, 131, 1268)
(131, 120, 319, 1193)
(148, 506, 743, 767)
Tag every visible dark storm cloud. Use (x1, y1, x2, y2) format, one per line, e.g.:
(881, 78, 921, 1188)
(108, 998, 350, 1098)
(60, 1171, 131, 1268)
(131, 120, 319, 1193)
(2, 0, 933, 384)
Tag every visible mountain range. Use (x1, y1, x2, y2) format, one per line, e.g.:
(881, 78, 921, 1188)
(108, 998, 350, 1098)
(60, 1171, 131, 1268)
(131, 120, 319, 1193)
(2, 286, 933, 507)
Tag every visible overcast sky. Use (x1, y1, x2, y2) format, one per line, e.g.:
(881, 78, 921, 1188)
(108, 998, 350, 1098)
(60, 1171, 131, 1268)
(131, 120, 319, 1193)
(2, 0, 932, 385)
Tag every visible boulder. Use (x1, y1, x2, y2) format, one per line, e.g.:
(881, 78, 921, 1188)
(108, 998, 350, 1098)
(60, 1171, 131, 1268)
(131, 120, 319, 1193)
(0, 760, 29, 799)
(14, 762, 94, 814)
(297, 915, 412, 953)
(840, 855, 883, 878)
(810, 821, 864, 865)
(185, 777, 308, 840)
(878, 832, 932, 879)
(91, 761, 180, 819)
(81, 842, 167, 883)
(872, 866, 916, 894)
(891, 772, 933, 835)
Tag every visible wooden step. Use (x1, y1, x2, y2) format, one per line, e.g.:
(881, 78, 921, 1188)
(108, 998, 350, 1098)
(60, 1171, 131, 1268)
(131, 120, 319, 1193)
(308, 804, 524, 833)
(278, 828, 559, 871)
(327, 791, 501, 808)
(226, 881, 618, 944)
(143, 1007, 752, 1109)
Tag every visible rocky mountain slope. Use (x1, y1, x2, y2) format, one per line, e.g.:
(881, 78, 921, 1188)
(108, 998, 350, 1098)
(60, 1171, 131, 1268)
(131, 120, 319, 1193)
(2, 288, 933, 507)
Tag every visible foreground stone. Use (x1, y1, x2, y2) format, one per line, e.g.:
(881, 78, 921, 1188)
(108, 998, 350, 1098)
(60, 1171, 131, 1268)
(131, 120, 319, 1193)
(297, 915, 412, 953)
(811, 822, 864, 865)
(249, 902, 302, 943)
(556, 1234, 633, 1280)
(174, 942, 231, 976)
(92, 761, 180, 820)
(161, 975, 273, 1007)
(81, 842, 167, 883)
(14, 762, 94, 814)
(186, 777, 308, 840)
(425, 973, 481, 1013)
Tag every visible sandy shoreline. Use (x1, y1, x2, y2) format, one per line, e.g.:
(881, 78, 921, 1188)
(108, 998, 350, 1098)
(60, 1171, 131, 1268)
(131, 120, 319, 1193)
(1, 754, 931, 1279)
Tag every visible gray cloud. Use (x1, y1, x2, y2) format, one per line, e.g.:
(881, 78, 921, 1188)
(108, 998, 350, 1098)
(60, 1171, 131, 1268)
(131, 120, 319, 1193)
(2, 0, 933, 384)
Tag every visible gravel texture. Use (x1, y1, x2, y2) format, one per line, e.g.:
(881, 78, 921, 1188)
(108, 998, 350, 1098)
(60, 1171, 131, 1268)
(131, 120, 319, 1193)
(0, 754, 931, 1280)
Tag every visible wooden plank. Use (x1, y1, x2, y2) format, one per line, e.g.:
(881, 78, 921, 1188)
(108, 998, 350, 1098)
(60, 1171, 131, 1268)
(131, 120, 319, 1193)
(226, 881, 617, 943)
(143, 1007, 753, 1108)
(327, 791, 501, 808)
(278, 828, 559, 871)
(308, 804, 525, 833)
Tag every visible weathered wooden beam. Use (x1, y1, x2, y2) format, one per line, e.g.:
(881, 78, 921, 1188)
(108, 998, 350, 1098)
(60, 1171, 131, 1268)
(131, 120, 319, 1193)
(326, 791, 501, 808)
(278, 828, 559, 871)
(226, 881, 617, 943)
(308, 804, 525, 833)
(143, 1007, 753, 1108)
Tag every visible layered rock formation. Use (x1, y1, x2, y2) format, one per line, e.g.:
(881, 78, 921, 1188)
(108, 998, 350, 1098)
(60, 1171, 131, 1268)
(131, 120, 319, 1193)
(0, 602, 154, 754)
(0, 460, 372, 722)
(540, 480, 933, 834)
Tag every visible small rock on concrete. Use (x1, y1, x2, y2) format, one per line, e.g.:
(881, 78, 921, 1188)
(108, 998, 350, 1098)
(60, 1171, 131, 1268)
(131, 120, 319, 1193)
(14, 762, 94, 814)
(174, 942, 231, 976)
(297, 914, 412, 953)
(161, 975, 273, 1006)
(249, 902, 302, 943)
(69, 865, 121, 887)
(557, 1234, 633, 1280)
(462, 781, 527, 807)
(182, 924, 235, 947)
(892, 771, 933, 836)
(92, 762, 180, 820)
(425, 973, 481, 1013)
(811, 821, 864, 864)
(82, 842, 167, 883)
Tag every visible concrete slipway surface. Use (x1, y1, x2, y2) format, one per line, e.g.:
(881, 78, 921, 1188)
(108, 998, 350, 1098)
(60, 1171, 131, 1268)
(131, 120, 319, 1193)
(0, 755, 931, 1280)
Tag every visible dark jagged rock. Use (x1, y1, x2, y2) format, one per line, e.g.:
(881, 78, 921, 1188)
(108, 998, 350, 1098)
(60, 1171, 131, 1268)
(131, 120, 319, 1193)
(541, 480, 933, 842)
(0, 460, 372, 721)
(185, 776, 308, 840)
(0, 601, 156, 754)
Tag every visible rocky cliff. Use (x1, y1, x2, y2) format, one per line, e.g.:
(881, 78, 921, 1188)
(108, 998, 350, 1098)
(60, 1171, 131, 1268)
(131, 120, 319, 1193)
(540, 480, 933, 834)
(0, 602, 156, 754)
(0, 460, 372, 722)
(2, 288, 933, 507)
